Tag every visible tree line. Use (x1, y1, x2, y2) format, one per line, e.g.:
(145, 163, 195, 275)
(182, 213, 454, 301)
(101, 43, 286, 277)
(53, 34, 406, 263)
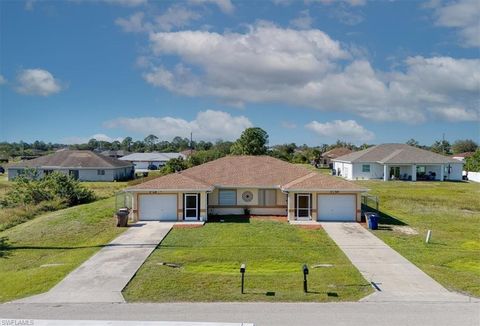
(0, 129, 478, 166)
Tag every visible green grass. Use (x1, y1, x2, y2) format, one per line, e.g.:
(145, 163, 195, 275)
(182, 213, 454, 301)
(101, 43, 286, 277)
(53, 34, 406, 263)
(82, 181, 129, 199)
(356, 180, 480, 297)
(0, 197, 125, 302)
(123, 217, 372, 302)
(296, 164, 331, 175)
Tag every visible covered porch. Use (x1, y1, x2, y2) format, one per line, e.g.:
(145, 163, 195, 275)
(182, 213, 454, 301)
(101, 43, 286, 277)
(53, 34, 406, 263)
(382, 164, 448, 181)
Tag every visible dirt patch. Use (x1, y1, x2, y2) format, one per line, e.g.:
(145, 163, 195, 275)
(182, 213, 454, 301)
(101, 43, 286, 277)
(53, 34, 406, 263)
(295, 224, 322, 230)
(250, 215, 288, 223)
(392, 225, 418, 235)
(173, 224, 204, 229)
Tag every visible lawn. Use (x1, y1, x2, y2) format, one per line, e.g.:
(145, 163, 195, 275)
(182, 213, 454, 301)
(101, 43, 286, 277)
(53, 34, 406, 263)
(123, 217, 372, 302)
(296, 164, 331, 175)
(356, 180, 480, 297)
(0, 197, 125, 302)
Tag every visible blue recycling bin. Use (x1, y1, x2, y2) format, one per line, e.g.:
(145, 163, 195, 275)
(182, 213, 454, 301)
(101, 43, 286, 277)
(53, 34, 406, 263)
(366, 212, 379, 230)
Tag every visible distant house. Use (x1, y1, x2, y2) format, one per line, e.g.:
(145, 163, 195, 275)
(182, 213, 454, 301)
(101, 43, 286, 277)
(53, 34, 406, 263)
(451, 152, 474, 162)
(7, 150, 134, 181)
(319, 147, 353, 168)
(119, 152, 186, 172)
(100, 150, 131, 159)
(332, 143, 463, 181)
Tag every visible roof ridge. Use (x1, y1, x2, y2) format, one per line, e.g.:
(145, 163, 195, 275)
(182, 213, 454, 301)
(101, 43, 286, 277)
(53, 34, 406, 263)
(178, 171, 213, 187)
(282, 172, 317, 189)
(378, 148, 404, 163)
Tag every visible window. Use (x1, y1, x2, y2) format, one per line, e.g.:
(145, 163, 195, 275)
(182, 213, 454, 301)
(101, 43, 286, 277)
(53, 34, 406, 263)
(259, 189, 276, 206)
(43, 170, 53, 176)
(97, 169, 105, 175)
(416, 165, 426, 173)
(219, 189, 236, 205)
(362, 164, 370, 172)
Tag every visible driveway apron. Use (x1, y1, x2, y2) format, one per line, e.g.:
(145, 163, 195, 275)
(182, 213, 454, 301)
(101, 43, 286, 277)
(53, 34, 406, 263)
(15, 222, 174, 304)
(321, 222, 471, 302)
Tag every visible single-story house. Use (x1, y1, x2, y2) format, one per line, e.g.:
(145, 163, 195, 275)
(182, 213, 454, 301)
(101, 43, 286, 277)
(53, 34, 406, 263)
(451, 152, 474, 162)
(119, 152, 186, 172)
(125, 155, 367, 222)
(318, 147, 353, 168)
(100, 150, 131, 158)
(8, 150, 134, 181)
(332, 143, 463, 181)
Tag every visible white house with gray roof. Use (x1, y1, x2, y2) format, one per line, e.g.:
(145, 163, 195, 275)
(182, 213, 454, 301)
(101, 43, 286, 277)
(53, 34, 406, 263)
(332, 143, 463, 182)
(119, 152, 186, 172)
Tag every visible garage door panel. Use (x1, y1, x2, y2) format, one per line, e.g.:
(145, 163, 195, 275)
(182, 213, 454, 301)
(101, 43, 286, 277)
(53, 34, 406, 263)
(317, 194, 355, 221)
(139, 194, 177, 221)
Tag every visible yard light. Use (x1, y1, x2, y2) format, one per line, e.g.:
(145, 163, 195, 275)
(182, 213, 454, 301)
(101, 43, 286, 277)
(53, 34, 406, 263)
(240, 263, 246, 294)
(303, 264, 309, 293)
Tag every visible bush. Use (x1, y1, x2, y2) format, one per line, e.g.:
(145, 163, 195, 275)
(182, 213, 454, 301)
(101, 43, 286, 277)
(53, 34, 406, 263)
(2, 171, 96, 208)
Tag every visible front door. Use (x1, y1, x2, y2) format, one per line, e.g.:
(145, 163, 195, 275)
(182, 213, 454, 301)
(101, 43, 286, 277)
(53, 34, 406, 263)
(390, 166, 400, 179)
(296, 194, 311, 219)
(184, 194, 199, 221)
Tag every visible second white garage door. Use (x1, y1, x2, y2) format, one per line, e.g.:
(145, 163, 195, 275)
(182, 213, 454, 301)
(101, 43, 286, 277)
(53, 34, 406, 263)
(317, 194, 356, 221)
(138, 194, 177, 221)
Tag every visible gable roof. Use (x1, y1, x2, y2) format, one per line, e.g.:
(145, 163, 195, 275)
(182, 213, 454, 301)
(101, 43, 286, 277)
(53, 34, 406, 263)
(119, 152, 185, 162)
(127, 155, 367, 192)
(8, 150, 133, 169)
(321, 147, 353, 159)
(333, 143, 459, 164)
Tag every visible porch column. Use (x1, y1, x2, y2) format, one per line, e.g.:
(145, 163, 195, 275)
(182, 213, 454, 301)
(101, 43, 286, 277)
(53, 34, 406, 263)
(411, 164, 417, 181)
(440, 164, 444, 181)
(383, 164, 388, 181)
(287, 192, 295, 220)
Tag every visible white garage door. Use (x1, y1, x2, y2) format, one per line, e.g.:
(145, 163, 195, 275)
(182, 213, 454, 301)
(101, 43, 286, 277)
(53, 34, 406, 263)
(317, 194, 356, 221)
(139, 194, 177, 221)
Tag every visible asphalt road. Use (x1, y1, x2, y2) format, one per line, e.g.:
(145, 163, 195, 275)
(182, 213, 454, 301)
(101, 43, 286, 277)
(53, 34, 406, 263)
(1, 301, 479, 326)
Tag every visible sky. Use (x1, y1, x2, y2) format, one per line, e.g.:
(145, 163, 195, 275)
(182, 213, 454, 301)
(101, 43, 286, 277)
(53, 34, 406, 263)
(0, 0, 479, 146)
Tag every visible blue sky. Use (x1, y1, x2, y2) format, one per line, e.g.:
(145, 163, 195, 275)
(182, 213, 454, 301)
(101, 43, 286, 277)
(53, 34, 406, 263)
(0, 0, 479, 146)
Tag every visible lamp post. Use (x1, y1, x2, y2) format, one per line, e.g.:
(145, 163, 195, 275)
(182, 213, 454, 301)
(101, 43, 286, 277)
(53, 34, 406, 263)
(303, 264, 309, 293)
(240, 263, 246, 294)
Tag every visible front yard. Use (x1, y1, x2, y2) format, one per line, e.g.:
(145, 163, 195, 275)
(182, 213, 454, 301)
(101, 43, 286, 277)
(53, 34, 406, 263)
(0, 197, 125, 302)
(358, 180, 480, 297)
(123, 217, 372, 302)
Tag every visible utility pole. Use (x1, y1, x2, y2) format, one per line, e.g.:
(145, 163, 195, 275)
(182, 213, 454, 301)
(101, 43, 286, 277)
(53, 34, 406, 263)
(190, 132, 193, 155)
(442, 133, 445, 155)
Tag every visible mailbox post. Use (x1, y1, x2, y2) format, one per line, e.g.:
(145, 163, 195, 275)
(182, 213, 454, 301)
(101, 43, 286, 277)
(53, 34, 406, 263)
(303, 264, 309, 293)
(240, 263, 246, 294)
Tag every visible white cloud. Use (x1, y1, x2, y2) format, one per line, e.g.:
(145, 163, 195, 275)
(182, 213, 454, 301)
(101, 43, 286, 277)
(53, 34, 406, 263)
(63, 134, 123, 144)
(104, 110, 253, 141)
(189, 0, 234, 14)
(115, 12, 146, 33)
(428, 107, 480, 122)
(290, 10, 314, 29)
(0, 75, 6, 85)
(140, 23, 480, 123)
(432, 0, 480, 47)
(15, 68, 63, 96)
(306, 120, 374, 142)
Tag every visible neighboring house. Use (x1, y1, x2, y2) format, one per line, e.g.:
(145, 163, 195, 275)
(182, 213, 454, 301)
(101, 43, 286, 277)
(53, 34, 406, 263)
(180, 149, 197, 158)
(7, 150, 134, 181)
(332, 143, 463, 181)
(119, 152, 186, 172)
(318, 147, 353, 168)
(451, 152, 474, 162)
(125, 156, 367, 222)
(100, 150, 131, 159)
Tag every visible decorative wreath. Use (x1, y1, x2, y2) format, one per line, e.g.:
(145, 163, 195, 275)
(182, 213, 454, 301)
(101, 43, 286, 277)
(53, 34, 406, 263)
(242, 191, 253, 202)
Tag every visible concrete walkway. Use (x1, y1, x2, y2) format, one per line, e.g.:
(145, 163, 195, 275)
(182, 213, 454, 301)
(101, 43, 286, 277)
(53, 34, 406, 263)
(321, 222, 471, 302)
(16, 222, 174, 304)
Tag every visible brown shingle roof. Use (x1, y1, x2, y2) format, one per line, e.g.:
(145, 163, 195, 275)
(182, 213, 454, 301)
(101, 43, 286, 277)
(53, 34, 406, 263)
(282, 172, 366, 191)
(127, 155, 366, 192)
(333, 143, 459, 164)
(127, 173, 213, 191)
(321, 147, 353, 159)
(9, 150, 133, 169)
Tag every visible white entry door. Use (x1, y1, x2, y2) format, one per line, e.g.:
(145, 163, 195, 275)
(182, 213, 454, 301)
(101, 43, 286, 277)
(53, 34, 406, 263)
(139, 194, 177, 221)
(317, 194, 356, 221)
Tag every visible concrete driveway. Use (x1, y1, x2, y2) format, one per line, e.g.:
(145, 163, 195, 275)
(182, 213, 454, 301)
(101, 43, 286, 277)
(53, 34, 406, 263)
(321, 222, 472, 302)
(15, 222, 174, 304)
